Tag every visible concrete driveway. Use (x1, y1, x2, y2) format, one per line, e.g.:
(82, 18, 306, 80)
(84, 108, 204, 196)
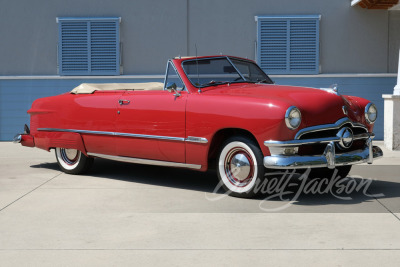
(1, 141, 400, 266)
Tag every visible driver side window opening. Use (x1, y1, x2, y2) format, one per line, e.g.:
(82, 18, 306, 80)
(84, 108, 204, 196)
(164, 62, 185, 91)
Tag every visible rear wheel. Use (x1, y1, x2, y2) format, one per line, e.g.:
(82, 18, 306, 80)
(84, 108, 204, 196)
(55, 148, 94, 174)
(217, 136, 265, 198)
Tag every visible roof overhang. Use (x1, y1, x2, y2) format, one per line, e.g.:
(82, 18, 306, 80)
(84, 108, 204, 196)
(351, 0, 399, 9)
(390, 2, 400, 9)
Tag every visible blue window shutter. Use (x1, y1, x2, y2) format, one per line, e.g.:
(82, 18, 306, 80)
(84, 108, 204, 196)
(90, 20, 119, 75)
(257, 15, 320, 75)
(289, 19, 319, 74)
(58, 17, 120, 76)
(258, 19, 288, 73)
(59, 21, 89, 74)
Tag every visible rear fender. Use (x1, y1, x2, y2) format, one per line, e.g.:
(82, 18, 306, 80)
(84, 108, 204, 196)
(34, 131, 88, 155)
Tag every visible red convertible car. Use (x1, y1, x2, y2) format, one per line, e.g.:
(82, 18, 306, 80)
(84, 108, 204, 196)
(15, 55, 382, 197)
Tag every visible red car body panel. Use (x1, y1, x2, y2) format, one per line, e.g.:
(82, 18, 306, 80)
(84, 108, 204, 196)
(21, 55, 376, 172)
(115, 90, 187, 162)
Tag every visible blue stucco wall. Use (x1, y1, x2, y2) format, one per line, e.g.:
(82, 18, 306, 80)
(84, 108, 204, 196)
(0, 76, 396, 141)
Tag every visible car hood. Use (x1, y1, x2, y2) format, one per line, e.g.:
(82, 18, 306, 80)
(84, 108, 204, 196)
(203, 83, 356, 126)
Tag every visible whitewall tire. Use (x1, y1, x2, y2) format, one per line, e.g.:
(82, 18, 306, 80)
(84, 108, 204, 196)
(217, 136, 265, 198)
(55, 148, 94, 174)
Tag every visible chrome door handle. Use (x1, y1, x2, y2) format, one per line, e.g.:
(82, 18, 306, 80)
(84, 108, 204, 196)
(119, 99, 130, 105)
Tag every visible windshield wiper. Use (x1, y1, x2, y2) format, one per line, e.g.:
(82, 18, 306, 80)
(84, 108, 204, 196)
(199, 81, 230, 87)
(256, 79, 269, 83)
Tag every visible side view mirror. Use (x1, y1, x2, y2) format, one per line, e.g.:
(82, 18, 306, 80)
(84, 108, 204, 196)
(166, 82, 181, 97)
(166, 82, 177, 90)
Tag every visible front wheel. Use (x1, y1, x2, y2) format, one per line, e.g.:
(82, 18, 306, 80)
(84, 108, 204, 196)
(55, 148, 94, 174)
(217, 136, 265, 198)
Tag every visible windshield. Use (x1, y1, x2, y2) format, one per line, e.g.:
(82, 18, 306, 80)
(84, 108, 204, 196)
(181, 57, 273, 88)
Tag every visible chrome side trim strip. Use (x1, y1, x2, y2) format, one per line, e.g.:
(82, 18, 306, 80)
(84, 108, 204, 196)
(294, 117, 368, 140)
(38, 128, 185, 142)
(38, 128, 209, 144)
(87, 152, 202, 170)
(185, 136, 208, 144)
(39, 128, 115, 136)
(115, 132, 184, 141)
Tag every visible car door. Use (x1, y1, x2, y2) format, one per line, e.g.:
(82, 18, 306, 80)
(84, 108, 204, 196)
(115, 90, 187, 162)
(73, 91, 122, 156)
(115, 62, 187, 163)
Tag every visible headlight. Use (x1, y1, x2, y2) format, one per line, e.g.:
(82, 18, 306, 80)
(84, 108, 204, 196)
(285, 106, 301, 130)
(365, 103, 377, 124)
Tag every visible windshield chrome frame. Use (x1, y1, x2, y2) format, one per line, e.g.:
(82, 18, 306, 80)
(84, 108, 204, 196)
(163, 60, 187, 92)
(228, 57, 274, 84)
(225, 57, 246, 81)
(181, 56, 271, 88)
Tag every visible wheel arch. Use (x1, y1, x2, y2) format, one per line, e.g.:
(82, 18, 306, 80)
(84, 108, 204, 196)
(207, 128, 262, 168)
(35, 131, 88, 155)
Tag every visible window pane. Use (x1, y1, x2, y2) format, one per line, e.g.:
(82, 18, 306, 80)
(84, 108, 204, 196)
(165, 62, 184, 90)
(230, 59, 272, 83)
(182, 58, 242, 86)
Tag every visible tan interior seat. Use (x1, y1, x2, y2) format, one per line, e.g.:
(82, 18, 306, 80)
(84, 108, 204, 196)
(71, 82, 164, 94)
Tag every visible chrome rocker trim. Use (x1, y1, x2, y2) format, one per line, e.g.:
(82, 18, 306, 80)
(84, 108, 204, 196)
(87, 152, 202, 170)
(263, 138, 383, 169)
(38, 128, 208, 144)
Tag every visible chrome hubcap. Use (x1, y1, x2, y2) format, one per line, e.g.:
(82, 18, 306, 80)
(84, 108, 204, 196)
(60, 148, 79, 165)
(224, 148, 254, 187)
(65, 149, 78, 160)
(230, 153, 251, 181)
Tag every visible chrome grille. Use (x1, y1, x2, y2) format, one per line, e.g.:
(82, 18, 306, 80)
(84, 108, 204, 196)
(298, 124, 367, 140)
(295, 118, 368, 140)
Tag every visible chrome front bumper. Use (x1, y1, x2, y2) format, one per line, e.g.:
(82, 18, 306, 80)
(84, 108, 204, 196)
(263, 137, 383, 169)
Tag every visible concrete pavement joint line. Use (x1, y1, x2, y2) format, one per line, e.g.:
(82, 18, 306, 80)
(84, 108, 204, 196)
(368, 189, 400, 222)
(0, 172, 62, 212)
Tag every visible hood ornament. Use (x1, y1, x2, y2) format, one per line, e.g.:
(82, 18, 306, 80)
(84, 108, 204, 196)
(329, 84, 338, 93)
(317, 84, 339, 95)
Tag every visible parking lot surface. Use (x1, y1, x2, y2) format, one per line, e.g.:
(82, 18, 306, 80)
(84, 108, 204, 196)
(1, 142, 400, 266)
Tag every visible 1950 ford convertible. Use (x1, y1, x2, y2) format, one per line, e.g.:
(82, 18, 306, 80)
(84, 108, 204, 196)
(15, 55, 383, 197)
